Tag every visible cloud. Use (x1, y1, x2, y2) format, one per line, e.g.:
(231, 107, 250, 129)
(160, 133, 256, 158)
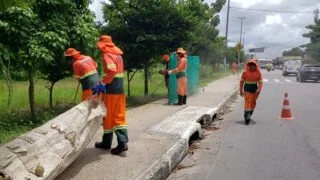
(265, 14, 282, 25)
(90, 0, 319, 59)
(213, 0, 319, 58)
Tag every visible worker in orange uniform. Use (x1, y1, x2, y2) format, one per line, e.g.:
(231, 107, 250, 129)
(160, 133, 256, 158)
(159, 54, 170, 94)
(231, 62, 238, 75)
(240, 59, 263, 125)
(160, 48, 187, 105)
(64, 48, 99, 101)
(92, 35, 128, 155)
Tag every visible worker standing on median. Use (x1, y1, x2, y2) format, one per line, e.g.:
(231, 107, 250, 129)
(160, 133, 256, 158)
(92, 35, 128, 155)
(240, 59, 263, 125)
(160, 48, 188, 105)
(64, 48, 99, 101)
(159, 54, 170, 95)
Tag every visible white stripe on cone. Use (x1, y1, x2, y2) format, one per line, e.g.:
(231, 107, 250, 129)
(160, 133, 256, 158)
(282, 105, 290, 109)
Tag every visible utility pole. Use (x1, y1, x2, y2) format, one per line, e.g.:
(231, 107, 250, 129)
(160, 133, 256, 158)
(314, 9, 319, 22)
(237, 17, 245, 79)
(242, 32, 246, 50)
(239, 17, 245, 45)
(224, 0, 231, 71)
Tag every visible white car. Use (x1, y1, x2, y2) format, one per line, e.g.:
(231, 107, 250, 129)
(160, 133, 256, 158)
(282, 60, 302, 76)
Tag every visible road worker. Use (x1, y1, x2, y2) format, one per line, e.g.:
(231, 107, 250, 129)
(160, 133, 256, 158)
(160, 48, 188, 105)
(159, 54, 170, 94)
(92, 35, 128, 155)
(240, 59, 263, 125)
(231, 62, 239, 75)
(64, 48, 99, 101)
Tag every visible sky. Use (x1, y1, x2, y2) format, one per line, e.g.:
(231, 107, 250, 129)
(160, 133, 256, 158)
(89, 0, 320, 59)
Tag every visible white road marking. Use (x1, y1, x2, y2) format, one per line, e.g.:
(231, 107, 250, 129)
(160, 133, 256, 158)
(263, 79, 269, 82)
(274, 79, 280, 82)
(285, 79, 292, 82)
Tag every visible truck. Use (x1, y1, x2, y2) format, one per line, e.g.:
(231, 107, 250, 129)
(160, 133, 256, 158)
(282, 60, 302, 76)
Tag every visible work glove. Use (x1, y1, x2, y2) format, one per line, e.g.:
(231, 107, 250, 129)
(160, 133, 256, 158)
(92, 83, 105, 95)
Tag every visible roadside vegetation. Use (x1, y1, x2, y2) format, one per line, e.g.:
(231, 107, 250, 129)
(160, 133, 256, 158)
(0, 0, 251, 144)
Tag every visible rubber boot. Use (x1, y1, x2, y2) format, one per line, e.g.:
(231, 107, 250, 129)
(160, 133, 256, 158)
(111, 142, 128, 155)
(174, 95, 183, 105)
(183, 95, 187, 105)
(95, 133, 113, 150)
(244, 112, 251, 125)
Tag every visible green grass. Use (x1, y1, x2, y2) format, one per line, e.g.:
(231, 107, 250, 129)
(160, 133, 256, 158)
(199, 65, 232, 87)
(0, 65, 230, 144)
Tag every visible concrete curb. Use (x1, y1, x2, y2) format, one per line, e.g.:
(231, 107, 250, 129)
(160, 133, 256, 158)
(206, 87, 239, 122)
(134, 87, 239, 180)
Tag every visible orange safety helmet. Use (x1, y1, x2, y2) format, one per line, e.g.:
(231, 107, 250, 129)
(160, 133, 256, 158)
(162, 54, 170, 62)
(64, 48, 80, 57)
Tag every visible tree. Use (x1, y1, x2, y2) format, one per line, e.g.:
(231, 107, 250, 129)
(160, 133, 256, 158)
(303, 19, 320, 62)
(0, 0, 34, 11)
(102, 0, 225, 95)
(0, 43, 14, 108)
(0, 7, 49, 119)
(33, 0, 99, 107)
(102, 0, 197, 95)
(0, 0, 34, 109)
(0, 0, 99, 118)
(282, 47, 304, 57)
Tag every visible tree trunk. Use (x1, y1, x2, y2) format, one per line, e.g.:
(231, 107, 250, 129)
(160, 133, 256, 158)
(3, 69, 13, 109)
(28, 70, 37, 120)
(144, 65, 149, 96)
(49, 81, 56, 108)
(127, 69, 138, 97)
(127, 71, 131, 97)
(1, 60, 13, 109)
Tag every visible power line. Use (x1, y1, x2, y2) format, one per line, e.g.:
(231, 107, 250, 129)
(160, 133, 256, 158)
(230, 7, 314, 14)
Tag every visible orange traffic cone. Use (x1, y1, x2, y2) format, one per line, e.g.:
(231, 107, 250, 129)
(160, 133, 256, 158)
(280, 93, 294, 120)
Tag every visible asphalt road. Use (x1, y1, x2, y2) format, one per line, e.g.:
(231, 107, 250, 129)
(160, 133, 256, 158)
(169, 70, 320, 180)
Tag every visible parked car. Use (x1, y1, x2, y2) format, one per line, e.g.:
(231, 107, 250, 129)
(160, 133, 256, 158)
(296, 64, 320, 82)
(260, 64, 267, 69)
(283, 60, 302, 76)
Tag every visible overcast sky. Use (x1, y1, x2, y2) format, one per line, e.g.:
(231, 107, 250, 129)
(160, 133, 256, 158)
(89, 0, 320, 59)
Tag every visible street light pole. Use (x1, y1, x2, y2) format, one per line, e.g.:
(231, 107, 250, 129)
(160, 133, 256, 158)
(238, 17, 245, 79)
(239, 17, 245, 45)
(224, 0, 231, 71)
(242, 32, 246, 49)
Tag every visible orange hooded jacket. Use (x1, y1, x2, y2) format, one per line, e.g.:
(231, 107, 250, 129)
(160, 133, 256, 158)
(240, 60, 263, 93)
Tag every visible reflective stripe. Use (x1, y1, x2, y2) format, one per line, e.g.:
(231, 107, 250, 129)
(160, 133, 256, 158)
(107, 64, 116, 69)
(104, 129, 113, 133)
(113, 125, 127, 131)
(244, 81, 259, 84)
(80, 70, 98, 80)
(104, 125, 127, 133)
(104, 73, 124, 78)
(114, 73, 124, 78)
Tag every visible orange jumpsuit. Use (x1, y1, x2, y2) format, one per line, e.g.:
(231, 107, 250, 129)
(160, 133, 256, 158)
(172, 56, 187, 96)
(73, 56, 99, 101)
(100, 45, 128, 147)
(231, 63, 238, 74)
(240, 60, 263, 121)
